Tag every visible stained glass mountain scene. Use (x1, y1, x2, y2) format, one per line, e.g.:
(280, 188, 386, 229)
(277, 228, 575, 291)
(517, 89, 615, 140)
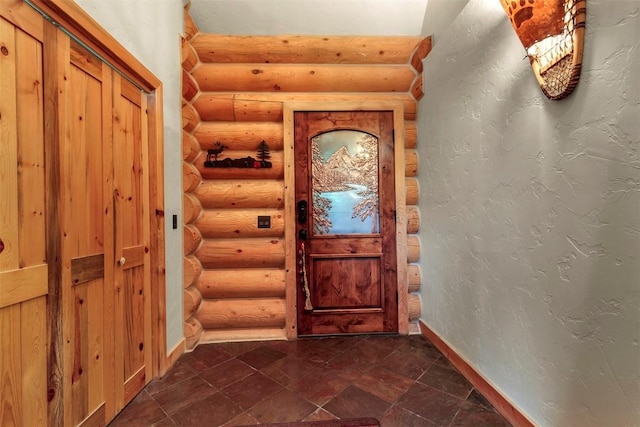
(311, 130, 380, 235)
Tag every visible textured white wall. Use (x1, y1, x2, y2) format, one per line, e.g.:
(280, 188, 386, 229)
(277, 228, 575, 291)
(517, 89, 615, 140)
(420, 0, 469, 42)
(74, 0, 184, 353)
(417, 0, 639, 425)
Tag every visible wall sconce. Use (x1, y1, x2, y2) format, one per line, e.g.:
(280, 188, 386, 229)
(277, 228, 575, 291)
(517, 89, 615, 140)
(500, 0, 586, 100)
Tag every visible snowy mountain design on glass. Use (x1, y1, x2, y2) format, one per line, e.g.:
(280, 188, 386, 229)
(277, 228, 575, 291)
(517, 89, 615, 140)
(311, 130, 380, 235)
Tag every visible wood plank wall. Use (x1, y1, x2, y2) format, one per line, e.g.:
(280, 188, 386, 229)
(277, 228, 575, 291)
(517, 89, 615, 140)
(182, 4, 431, 348)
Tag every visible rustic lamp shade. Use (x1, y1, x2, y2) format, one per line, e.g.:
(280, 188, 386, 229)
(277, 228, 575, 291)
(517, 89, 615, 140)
(500, 0, 586, 100)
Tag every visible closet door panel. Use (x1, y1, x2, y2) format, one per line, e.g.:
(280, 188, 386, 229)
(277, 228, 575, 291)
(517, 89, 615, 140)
(62, 40, 111, 427)
(112, 74, 152, 410)
(0, 9, 47, 427)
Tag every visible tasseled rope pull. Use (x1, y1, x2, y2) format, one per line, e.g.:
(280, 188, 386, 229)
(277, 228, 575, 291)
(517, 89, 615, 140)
(299, 242, 313, 311)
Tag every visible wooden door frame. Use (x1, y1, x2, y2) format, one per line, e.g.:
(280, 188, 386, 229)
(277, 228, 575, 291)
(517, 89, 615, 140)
(283, 101, 408, 338)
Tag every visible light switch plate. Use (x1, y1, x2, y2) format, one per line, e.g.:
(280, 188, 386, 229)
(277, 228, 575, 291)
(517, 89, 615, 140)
(257, 215, 271, 229)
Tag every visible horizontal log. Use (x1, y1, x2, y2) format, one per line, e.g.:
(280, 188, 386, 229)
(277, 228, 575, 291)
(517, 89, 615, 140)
(194, 121, 284, 151)
(408, 293, 421, 321)
(183, 193, 202, 224)
(184, 224, 202, 255)
(183, 5, 199, 41)
(183, 255, 202, 289)
(195, 180, 285, 209)
(182, 68, 199, 101)
(197, 238, 285, 269)
(182, 38, 198, 72)
(200, 327, 286, 343)
(410, 36, 433, 74)
(196, 209, 284, 238)
(184, 287, 202, 321)
(407, 264, 421, 293)
(405, 178, 419, 206)
(184, 317, 203, 350)
(192, 34, 422, 64)
(405, 122, 417, 149)
(411, 75, 423, 101)
(193, 94, 279, 122)
(197, 268, 286, 299)
(407, 206, 420, 235)
(182, 101, 199, 132)
(192, 64, 415, 93)
(407, 235, 420, 263)
(194, 93, 416, 122)
(182, 130, 200, 162)
(196, 298, 286, 329)
(183, 161, 201, 193)
(196, 150, 284, 180)
(405, 149, 418, 177)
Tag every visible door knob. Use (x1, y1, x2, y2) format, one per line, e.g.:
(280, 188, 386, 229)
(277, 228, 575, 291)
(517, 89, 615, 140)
(118, 257, 126, 266)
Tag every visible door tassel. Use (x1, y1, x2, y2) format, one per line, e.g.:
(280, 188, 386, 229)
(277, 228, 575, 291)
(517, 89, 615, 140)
(299, 242, 313, 311)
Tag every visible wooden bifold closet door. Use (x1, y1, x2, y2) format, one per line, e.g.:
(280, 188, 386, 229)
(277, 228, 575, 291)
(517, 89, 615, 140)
(49, 30, 153, 426)
(0, 3, 154, 424)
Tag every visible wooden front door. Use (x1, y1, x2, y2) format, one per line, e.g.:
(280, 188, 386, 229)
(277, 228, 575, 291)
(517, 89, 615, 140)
(294, 111, 398, 335)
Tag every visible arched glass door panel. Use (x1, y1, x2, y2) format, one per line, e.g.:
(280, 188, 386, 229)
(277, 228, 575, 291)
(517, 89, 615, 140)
(311, 130, 380, 235)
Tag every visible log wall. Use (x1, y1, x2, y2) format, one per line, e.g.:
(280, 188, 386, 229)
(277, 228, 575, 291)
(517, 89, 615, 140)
(182, 4, 430, 347)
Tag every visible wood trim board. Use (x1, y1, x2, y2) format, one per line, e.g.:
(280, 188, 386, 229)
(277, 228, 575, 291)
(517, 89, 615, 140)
(419, 321, 535, 427)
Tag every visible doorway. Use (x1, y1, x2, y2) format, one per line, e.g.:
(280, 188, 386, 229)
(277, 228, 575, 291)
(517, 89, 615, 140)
(293, 111, 398, 335)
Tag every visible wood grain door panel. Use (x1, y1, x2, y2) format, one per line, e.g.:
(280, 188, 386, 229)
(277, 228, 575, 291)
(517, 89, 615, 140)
(0, 9, 48, 426)
(113, 73, 152, 412)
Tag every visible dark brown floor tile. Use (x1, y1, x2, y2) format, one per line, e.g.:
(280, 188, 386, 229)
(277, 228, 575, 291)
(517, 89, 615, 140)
(170, 392, 242, 427)
(151, 417, 176, 426)
(379, 405, 437, 427)
(180, 344, 233, 372)
(260, 354, 322, 386)
(237, 345, 287, 370)
(200, 358, 255, 389)
(216, 341, 265, 357)
(221, 371, 283, 410)
(109, 391, 166, 427)
(433, 355, 457, 371)
(247, 388, 318, 424)
(303, 408, 339, 422)
(346, 339, 396, 365)
(322, 385, 391, 420)
(317, 336, 362, 354)
(355, 366, 415, 403)
(467, 388, 496, 411)
(417, 363, 473, 399)
(364, 335, 409, 353)
(145, 360, 197, 396)
(450, 401, 512, 427)
(402, 338, 444, 362)
(224, 411, 259, 426)
(323, 350, 372, 378)
(288, 368, 355, 406)
(152, 376, 217, 415)
(268, 338, 342, 363)
(396, 383, 464, 426)
(378, 351, 435, 380)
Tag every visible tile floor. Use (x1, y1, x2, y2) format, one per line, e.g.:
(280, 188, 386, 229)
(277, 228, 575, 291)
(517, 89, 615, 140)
(109, 335, 511, 427)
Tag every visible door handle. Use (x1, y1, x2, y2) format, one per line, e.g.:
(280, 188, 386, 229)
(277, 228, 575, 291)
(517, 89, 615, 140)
(118, 257, 126, 266)
(297, 200, 307, 224)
